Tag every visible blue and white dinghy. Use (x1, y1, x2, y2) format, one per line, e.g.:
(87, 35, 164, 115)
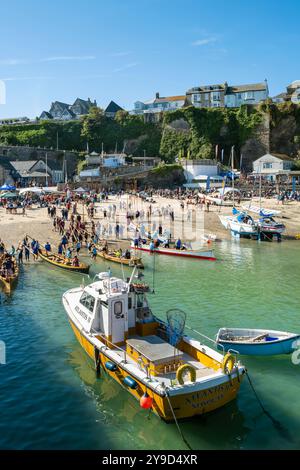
(216, 328, 300, 356)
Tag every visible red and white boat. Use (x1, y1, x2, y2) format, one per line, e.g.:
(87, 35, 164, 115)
(131, 242, 216, 261)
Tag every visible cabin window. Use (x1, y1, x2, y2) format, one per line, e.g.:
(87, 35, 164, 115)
(128, 297, 132, 309)
(80, 292, 96, 313)
(114, 301, 122, 316)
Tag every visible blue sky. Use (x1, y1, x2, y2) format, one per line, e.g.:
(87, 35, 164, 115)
(0, 0, 300, 118)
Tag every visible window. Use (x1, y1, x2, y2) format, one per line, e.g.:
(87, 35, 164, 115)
(263, 162, 273, 169)
(114, 301, 122, 315)
(212, 92, 220, 101)
(128, 298, 132, 309)
(192, 94, 201, 102)
(80, 292, 96, 312)
(245, 91, 254, 100)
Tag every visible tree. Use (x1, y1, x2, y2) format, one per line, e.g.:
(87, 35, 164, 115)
(81, 107, 106, 146)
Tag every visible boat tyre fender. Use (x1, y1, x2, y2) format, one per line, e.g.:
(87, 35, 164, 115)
(222, 353, 235, 375)
(176, 364, 197, 385)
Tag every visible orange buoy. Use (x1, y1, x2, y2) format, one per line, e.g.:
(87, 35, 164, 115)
(140, 392, 153, 409)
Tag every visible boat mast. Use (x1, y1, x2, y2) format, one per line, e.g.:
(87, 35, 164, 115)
(231, 146, 235, 207)
(45, 152, 48, 187)
(259, 164, 262, 211)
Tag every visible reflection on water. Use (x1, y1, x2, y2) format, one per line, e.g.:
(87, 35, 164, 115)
(0, 242, 299, 449)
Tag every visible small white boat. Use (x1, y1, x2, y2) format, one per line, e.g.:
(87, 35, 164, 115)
(241, 205, 285, 237)
(216, 328, 300, 356)
(219, 210, 258, 238)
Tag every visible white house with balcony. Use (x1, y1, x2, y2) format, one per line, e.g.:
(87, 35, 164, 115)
(133, 92, 186, 115)
(252, 154, 294, 181)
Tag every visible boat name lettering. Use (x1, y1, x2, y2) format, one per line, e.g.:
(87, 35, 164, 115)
(185, 383, 232, 409)
(75, 305, 91, 322)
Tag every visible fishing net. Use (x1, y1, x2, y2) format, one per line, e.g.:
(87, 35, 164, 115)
(166, 309, 187, 347)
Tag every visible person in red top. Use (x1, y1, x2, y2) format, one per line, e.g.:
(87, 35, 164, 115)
(72, 255, 80, 267)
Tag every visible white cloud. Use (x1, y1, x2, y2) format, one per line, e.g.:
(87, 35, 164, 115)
(41, 55, 96, 62)
(109, 51, 132, 57)
(191, 37, 217, 46)
(0, 56, 96, 66)
(113, 62, 139, 73)
(0, 59, 28, 65)
(2, 76, 54, 81)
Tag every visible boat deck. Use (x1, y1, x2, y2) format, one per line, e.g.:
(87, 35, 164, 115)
(95, 334, 217, 385)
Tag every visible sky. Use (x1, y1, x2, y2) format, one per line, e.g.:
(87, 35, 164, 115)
(0, 0, 300, 118)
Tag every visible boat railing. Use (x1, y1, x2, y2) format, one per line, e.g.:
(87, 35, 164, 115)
(184, 325, 226, 356)
(93, 331, 128, 364)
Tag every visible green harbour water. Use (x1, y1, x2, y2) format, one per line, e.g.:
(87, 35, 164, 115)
(0, 240, 300, 450)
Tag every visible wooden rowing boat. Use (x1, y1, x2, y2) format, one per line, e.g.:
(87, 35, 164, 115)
(216, 327, 300, 356)
(96, 249, 144, 269)
(0, 255, 19, 293)
(38, 249, 90, 274)
(131, 242, 216, 261)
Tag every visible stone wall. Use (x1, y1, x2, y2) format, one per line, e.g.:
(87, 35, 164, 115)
(0, 145, 79, 175)
(241, 113, 270, 172)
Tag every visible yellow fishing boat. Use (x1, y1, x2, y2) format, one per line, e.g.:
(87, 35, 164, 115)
(62, 269, 246, 421)
(0, 255, 19, 294)
(38, 249, 90, 274)
(97, 249, 144, 269)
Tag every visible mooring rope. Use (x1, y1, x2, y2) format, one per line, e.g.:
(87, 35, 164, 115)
(245, 371, 290, 440)
(165, 389, 192, 450)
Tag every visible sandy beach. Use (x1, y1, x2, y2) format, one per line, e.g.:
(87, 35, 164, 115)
(0, 194, 299, 251)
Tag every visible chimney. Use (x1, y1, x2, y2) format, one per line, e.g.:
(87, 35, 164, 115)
(155, 92, 159, 99)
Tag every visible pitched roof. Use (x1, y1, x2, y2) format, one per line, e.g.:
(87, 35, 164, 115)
(10, 160, 38, 172)
(52, 101, 70, 109)
(40, 111, 53, 119)
(227, 82, 267, 93)
(61, 107, 76, 118)
(105, 100, 124, 113)
(254, 153, 292, 162)
(70, 98, 95, 115)
(273, 92, 287, 99)
(154, 95, 186, 103)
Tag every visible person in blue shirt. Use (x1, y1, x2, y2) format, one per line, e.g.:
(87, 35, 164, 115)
(76, 241, 81, 254)
(175, 238, 182, 250)
(149, 241, 155, 252)
(32, 242, 39, 261)
(91, 246, 97, 260)
(61, 235, 68, 247)
(44, 242, 51, 252)
(58, 243, 64, 255)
